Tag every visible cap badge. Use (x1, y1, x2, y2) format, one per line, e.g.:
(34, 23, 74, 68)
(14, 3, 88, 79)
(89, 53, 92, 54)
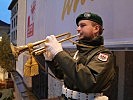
(98, 53, 108, 61)
(84, 12, 91, 18)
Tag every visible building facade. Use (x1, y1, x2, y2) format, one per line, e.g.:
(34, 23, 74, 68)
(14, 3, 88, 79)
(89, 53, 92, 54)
(8, 0, 18, 45)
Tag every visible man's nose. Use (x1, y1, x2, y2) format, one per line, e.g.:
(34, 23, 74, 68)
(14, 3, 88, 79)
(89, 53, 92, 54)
(77, 26, 81, 32)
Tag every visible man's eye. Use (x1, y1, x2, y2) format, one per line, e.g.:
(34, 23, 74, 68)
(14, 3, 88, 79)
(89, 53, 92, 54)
(79, 24, 86, 27)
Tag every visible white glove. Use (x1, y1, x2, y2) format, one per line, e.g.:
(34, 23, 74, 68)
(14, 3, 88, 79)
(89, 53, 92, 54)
(43, 51, 53, 61)
(45, 35, 63, 59)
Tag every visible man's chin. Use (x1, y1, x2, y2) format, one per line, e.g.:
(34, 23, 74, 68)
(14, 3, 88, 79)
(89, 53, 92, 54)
(78, 36, 91, 41)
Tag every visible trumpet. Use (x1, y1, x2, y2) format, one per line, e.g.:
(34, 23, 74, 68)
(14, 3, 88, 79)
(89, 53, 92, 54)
(10, 32, 79, 60)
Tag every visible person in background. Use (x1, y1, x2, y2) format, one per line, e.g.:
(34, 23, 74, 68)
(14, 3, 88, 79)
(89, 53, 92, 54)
(44, 12, 116, 100)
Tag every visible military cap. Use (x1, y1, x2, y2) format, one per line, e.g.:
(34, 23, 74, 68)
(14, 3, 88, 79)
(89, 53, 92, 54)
(76, 12, 103, 26)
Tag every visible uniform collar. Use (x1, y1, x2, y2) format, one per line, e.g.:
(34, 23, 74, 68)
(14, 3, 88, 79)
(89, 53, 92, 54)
(76, 36, 104, 53)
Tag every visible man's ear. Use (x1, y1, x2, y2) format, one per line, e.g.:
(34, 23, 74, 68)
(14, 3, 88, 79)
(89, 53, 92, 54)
(93, 25, 100, 36)
(94, 25, 100, 31)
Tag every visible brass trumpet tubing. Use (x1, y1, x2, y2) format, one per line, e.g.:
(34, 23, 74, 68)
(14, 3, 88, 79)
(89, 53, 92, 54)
(31, 32, 71, 54)
(32, 32, 71, 46)
(32, 46, 45, 53)
(58, 34, 79, 43)
(34, 49, 45, 55)
(33, 34, 79, 55)
(11, 32, 81, 59)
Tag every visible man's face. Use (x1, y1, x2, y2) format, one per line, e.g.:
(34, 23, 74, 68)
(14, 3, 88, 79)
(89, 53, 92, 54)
(77, 20, 99, 40)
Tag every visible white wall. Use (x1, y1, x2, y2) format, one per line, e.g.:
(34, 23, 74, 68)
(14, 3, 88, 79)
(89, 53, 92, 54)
(26, 0, 133, 47)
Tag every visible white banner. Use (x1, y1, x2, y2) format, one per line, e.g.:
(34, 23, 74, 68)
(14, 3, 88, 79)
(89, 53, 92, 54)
(26, 0, 133, 47)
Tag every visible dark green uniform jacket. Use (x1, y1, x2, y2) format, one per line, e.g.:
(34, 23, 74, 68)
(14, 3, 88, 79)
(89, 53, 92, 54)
(46, 36, 116, 93)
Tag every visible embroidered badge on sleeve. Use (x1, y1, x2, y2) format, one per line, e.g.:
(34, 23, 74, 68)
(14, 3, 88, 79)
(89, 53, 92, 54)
(98, 53, 108, 61)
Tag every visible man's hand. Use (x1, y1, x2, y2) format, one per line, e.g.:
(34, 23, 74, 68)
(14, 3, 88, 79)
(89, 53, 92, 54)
(44, 35, 63, 60)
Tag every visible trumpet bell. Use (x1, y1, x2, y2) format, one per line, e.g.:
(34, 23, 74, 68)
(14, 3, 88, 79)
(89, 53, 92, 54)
(11, 43, 29, 59)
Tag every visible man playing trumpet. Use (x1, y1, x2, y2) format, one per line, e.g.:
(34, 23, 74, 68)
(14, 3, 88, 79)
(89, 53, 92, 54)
(44, 12, 116, 100)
